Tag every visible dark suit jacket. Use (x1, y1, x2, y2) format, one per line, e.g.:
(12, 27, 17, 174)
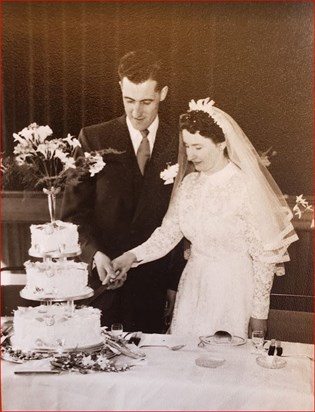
(61, 115, 185, 332)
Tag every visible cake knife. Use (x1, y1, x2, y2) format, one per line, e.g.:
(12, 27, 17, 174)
(15, 370, 61, 375)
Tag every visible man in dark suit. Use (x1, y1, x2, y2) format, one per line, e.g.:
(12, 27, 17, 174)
(61, 49, 184, 333)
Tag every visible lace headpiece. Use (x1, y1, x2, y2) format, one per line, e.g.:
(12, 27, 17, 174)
(188, 98, 229, 136)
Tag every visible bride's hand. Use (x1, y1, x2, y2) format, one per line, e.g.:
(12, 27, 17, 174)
(102, 252, 137, 286)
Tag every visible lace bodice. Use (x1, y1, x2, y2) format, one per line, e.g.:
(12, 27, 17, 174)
(131, 163, 274, 319)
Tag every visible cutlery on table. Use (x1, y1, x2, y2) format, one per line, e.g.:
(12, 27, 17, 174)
(281, 354, 314, 361)
(15, 370, 61, 375)
(139, 344, 186, 351)
(1, 325, 14, 344)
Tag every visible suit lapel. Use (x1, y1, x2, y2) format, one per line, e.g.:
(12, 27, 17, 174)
(132, 121, 175, 223)
(113, 116, 142, 173)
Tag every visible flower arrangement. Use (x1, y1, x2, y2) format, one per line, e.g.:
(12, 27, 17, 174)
(51, 352, 130, 373)
(1, 123, 119, 221)
(160, 163, 179, 185)
(293, 194, 314, 228)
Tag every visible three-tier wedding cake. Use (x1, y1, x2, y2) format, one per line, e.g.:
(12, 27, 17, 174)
(11, 221, 103, 352)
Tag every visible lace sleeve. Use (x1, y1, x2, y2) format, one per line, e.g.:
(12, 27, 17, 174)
(241, 185, 275, 320)
(129, 185, 184, 265)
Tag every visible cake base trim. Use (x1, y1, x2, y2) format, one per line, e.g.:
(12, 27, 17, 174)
(28, 248, 81, 258)
(20, 287, 94, 302)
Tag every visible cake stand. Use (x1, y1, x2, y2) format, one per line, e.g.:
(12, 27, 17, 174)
(22, 249, 94, 317)
(16, 249, 103, 352)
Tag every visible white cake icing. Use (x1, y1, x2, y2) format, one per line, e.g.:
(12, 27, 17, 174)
(11, 305, 102, 351)
(29, 220, 80, 256)
(22, 260, 90, 299)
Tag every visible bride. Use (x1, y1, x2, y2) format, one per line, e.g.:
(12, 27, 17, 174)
(108, 98, 298, 338)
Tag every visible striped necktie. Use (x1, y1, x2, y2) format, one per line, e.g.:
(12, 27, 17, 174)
(137, 129, 150, 175)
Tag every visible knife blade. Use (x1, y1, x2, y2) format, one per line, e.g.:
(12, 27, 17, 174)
(15, 370, 61, 375)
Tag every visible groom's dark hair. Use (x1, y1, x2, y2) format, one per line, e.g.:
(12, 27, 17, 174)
(118, 49, 166, 91)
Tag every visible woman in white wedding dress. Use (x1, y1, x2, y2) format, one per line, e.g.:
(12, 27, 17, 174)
(109, 98, 298, 338)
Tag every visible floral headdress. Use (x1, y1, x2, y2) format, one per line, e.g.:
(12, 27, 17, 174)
(188, 98, 228, 135)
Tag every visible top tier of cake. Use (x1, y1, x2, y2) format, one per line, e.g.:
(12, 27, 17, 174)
(29, 220, 81, 257)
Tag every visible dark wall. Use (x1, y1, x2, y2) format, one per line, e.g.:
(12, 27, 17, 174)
(2, 1, 313, 194)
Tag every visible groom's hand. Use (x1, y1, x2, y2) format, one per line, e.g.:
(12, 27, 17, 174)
(93, 251, 115, 285)
(104, 271, 127, 290)
(102, 252, 137, 287)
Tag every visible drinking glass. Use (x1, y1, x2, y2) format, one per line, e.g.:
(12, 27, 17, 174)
(252, 330, 265, 353)
(111, 323, 123, 338)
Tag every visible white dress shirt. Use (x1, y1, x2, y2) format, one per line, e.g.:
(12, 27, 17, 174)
(126, 116, 159, 155)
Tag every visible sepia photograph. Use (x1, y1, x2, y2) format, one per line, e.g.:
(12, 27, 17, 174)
(1, 1, 314, 410)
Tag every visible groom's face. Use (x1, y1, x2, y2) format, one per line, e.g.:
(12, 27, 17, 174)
(120, 77, 168, 131)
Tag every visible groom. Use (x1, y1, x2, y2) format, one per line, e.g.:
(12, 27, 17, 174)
(61, 49, 185, 333)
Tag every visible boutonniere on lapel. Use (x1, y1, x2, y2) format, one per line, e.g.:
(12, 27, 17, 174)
(160, 163, 179, 185)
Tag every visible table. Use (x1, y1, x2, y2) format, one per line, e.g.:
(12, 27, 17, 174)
(1, 334, 314, 411)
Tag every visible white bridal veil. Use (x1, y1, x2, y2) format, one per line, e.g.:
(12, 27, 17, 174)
(172, 98, 298, 273)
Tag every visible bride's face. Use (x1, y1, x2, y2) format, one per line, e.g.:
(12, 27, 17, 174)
(183, 130, 226, 174)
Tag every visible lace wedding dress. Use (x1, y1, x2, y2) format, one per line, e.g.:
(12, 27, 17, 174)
(131, 162, 274, 338)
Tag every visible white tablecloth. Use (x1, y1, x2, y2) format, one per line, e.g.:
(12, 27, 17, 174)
(1, 334, 314, 411)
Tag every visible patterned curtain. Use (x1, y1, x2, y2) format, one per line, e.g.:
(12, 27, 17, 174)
(2, 1, 313, 194)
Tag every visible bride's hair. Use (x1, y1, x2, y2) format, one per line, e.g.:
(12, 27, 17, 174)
(179, 111, 225, 144)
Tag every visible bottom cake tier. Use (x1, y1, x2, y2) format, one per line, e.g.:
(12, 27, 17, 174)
(11, 305, 103, 351)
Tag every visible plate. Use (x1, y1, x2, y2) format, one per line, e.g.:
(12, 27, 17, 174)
(195, 355, 225, 368)
(32, 341, 105, 353)
(1, 353, 25, 364)
(199, 335, 246, 347)
(256, 355, 287, 369)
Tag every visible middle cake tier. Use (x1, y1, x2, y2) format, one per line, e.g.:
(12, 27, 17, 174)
(21, 260, 92, 300)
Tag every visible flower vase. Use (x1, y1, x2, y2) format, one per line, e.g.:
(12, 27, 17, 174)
(43, 187, 61, 223)
(47, 192, 57, 223)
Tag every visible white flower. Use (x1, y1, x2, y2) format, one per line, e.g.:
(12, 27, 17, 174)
(71, 138, 81, 148)
(6, 123, 108, 191)
(88, 153, 106, 177)
(19, 127, 35, 140)
(295, 194, 308, 207)
(13, 132, 27, 144)
(97, 356, 110, 368)
(260, 156, 271, 167)
(293, 204, 302, 219)
(293, 194, 313, 230)
(15, 155, 29, 165)
(160, 163, 179, 185)
(63, 133, 81, 148)
(54, 149, 68, 163)
(81, 355, 94, 366)
(188, 98, 215, 115)
(63, 157, 76, 170)
(36, 143, 49, 158)
(37, 125, 53, 142)
(259, 147, 277, 168)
